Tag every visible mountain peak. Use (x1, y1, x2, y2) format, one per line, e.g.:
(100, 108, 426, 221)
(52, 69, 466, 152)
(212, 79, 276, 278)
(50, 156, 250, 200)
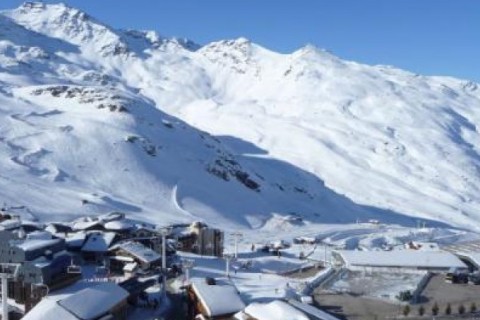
(4, 2, 127, 56)
(293, 44, 339, 60)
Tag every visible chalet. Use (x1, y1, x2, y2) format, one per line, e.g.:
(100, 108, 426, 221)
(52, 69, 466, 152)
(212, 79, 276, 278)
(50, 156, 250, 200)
(81, 231, 117, 262)
(20, 221, 44, 233)
(64, 231, 88, 251)
(23, 282, 129, 320)
(99, 211, 126, 223)
(0, 218, 22, 231)
(72, 219, 105, 231)
(109, 241, 161, 274)
(104, 220, 134, 233)
(0, 211, 11, 223)
(45, 222, 73, 236)
(239, 300, 310, 320)
(188, 278, 245, 319)
(131, 225, 159, 238)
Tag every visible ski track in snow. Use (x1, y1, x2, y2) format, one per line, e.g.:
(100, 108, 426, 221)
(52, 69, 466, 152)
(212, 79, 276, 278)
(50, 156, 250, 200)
(0, 3, 478, 234)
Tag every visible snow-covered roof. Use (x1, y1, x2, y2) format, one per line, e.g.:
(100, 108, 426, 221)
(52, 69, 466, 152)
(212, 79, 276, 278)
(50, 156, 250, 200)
(65, 232, 87, 248)
(26, 231, 52, 240)
(21, 220, 44, 229)
(45, 222, 73, 234)
(336, 250, 467, 269)
(0, 219, 21, 230)
(58, 282, 129, 320)
(73, 220, 103, 231)
(98, 211, 125, 222)
(104, 219, 133, 231)
(22, 298, 78, 320)
(244, 300, 309, 320)
(288, 299, 342, 320)
(13, 238, 63, 252)
(110, 255, 134, 262)
(123, 262, 138, 272)
(81, 232, 116, 252)
(191, 278, 245, 317)
(133, 223, 158, 233)
(113, 241, 161, 264)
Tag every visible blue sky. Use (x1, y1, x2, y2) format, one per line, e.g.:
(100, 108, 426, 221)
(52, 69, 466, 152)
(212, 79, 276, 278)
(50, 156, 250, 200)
(1, 0, 479, 82)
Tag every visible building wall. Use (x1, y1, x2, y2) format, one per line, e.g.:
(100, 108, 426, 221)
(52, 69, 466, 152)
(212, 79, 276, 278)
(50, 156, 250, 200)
(24, 239, 66, 261)
(0, 232, 26, 263)
(109, 300, 128, 320)
(197, 228, 224, 257)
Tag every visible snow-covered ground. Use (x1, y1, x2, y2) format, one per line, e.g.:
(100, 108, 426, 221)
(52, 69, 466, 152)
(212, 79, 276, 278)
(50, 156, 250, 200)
(0, 2, 479, 233)
(330, 271, 426, 301)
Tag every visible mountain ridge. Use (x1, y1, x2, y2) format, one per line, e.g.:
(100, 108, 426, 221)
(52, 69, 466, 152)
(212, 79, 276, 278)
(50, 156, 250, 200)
(0, 2, 479, 231)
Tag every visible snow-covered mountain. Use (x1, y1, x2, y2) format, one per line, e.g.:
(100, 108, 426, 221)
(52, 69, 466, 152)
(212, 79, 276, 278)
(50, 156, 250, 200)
(1, 2, 479, 231)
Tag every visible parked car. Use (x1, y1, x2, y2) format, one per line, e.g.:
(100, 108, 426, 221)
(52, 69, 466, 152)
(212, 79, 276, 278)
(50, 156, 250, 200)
(445, 272, 468, 284)
(468, 273, 480, 285)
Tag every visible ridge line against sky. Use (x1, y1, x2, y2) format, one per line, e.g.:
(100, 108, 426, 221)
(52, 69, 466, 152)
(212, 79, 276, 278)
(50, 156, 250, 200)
(1, 0, 479, 82)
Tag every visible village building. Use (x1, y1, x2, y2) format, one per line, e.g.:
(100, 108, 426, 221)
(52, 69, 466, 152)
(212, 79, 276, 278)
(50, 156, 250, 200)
(72, 219, 105, 232)
(130, 224, 159, 238)
(0, 230, 78, 311)
(0, 218, 22, 231)
(104, 220, 134, 234)
(109, 241, 161, 275)
(238, 300, 310, 320)
(188, 277, 245, 319)
(64, 231, 88, 251)
(0, 231, 65, 264)
(98, 211, 126, 223)
(22, 282, 129, 320)
(81, 231, 117, 262)
(174, 222, 224, 257)
(287, 299, 343, 320)
(45, 222, 74, 236)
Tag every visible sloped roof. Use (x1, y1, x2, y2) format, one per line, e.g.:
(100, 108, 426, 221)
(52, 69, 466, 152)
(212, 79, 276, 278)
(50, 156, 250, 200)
(73, 220, 103, 231)
(104, 219, 133, 231)
(22, 298, 78, 320)
(191, 278, 245, 317)
(245, 300, 309, 320)
(81, 232, 116, 252)
(13, 238, 63, 252)
(58, 282, 129, 320)
(113, 241, 161, 264)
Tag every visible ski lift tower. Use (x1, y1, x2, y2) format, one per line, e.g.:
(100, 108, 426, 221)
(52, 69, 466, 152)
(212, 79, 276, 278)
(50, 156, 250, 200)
(223, 253, 233, 277)
(0, 263, 21, 320)
(182, 259, 195, 284)
(230, 232, 243, 259)
(159, 228, 170, 297)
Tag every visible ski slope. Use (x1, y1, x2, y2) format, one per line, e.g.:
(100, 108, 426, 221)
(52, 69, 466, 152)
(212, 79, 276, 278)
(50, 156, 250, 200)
(1, 2, 480, 231)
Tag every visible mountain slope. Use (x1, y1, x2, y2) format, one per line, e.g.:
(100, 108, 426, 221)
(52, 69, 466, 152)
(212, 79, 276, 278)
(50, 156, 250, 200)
(1, 2, 480, 230)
